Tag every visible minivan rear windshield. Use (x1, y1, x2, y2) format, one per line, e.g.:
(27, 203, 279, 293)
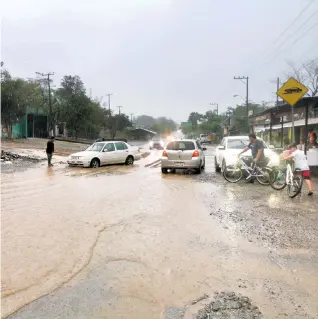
(166, 141, 195, 151)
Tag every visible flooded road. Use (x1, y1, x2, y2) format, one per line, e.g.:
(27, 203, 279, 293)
(2, 149, 318, 318)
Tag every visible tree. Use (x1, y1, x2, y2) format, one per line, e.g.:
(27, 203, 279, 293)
(135, 115, 156, 128)
(286, 60, 318, 97)
(111, 113, 131, 139)
(55, 75, 95, 138)
(151, 117, 177, 135)
(188, 112, 203, 129)
(1, 70, 43, 137)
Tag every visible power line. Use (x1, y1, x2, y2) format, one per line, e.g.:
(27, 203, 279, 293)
(247, 0, 317, 72)
(262, 10, 317, 63)
(257, 22, 318, 69)
(271, 0, 316, 46)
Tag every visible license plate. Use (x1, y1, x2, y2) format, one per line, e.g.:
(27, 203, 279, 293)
(175, 162, 184, 167)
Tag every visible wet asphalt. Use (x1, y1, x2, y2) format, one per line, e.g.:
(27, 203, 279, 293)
(1, 146, 318, 319)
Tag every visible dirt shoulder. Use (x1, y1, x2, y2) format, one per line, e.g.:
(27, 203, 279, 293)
(1, 138, 87, 156)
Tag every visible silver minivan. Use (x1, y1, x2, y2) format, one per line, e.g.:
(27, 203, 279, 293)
(161, 139, 206, 174)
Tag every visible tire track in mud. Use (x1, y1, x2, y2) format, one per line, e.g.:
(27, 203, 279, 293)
(3, 215, 147, 319)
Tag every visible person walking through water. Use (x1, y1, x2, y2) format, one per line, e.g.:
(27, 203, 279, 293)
(46, 136, 55, 167)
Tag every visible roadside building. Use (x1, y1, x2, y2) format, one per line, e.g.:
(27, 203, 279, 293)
(1, 106, 67, 139)
(251, 97, 318, 148)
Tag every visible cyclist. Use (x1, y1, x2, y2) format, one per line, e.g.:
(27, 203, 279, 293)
(239, 133, 267, 183)
(282, 143, 313, 196)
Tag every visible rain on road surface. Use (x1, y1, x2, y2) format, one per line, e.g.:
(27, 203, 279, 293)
(2, 147, 318, 318)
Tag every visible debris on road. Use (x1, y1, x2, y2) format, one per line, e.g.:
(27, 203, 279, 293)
(196, 292, 263, 319)
(191, 293, 210, 305)
(1, 150, 44, 162)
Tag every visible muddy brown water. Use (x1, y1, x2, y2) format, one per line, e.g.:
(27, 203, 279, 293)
(1, 156, 318, 318)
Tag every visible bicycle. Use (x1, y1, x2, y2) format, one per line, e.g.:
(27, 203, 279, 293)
(223, 156, 272, 185)
(269, 161, 303, 198)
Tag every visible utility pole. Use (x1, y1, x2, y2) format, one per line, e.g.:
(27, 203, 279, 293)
(209, 102, 218, 115)
(105, 93, 113, 112)
(276, 77, 280, 108)
(117, 105, 123, 115)
(36, 72, 54, 136)
(130, 113, 134, 125)
(234, 76, 249, 133)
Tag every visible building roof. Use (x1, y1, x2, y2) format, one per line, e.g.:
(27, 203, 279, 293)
(130, 127, 157, 135)
(251, 96, 318, 119)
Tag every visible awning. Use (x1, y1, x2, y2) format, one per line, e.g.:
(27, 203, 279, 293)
(271, 117, 318, 130)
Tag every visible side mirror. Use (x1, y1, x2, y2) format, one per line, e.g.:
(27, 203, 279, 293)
(269, 145, 275, 149)
(218, 146, 225, 150)
(202, 147, 207, 151)
(103, 149, 108, 152)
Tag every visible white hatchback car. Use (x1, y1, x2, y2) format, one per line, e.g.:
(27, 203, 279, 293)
(67, 141, 140, 168)
(215, 136, 280, 172)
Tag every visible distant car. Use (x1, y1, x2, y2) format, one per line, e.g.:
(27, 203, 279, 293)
(67, 141, 140, 168)
(199, 134, 209, 144)
(284, 87, 302, 94)
(149, 136, 164, 150)
(161, 139, 206, 174)
(214, 136, 280, 173)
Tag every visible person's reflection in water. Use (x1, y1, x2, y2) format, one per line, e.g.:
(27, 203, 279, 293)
(46, 166, 55, 179)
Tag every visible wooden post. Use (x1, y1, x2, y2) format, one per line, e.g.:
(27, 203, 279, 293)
(304, 102, 309, 155)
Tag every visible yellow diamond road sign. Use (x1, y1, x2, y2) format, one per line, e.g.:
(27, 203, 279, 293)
(277, 77, 308, 106)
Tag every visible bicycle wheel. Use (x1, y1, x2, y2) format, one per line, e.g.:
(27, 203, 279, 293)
(256, 167, 272, 185)
(269, 168, 287, 190)
(223, 165, 243, 183)
(287, 175, 303, 198)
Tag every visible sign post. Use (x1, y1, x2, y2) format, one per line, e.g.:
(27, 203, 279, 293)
(277, 77, 308, 145)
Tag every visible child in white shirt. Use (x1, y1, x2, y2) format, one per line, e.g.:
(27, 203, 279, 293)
(283, 143, 313, 196)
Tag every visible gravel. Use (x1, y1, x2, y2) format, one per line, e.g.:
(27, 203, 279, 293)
(196, 292, 263, 319)
(1, 150, 43, 173)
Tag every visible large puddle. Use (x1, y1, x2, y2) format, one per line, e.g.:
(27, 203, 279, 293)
(1, 158, 318, 318)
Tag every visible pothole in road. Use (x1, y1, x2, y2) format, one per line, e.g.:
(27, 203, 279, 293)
(195, 292, 263, 319)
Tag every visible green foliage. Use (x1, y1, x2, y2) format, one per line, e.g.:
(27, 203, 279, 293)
(183, 103, 271, 137)
(135, 115, 177, 135)
(1, 70, 43, 137)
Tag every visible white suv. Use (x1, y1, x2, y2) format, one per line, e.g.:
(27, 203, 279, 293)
(215, 136, 280, 172)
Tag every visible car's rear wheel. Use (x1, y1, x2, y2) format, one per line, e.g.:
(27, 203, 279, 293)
(125, 155, 134, 165)
(195, 163, 202, 174)
(215, 157, 221, 173)
(161, 168, 168, 174)
(90, 158, 100, 168)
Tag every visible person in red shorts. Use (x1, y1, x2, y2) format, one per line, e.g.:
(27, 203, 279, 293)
(282, 143, 313, 196)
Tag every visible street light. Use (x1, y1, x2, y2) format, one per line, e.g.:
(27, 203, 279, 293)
(209, 102, 218, 115)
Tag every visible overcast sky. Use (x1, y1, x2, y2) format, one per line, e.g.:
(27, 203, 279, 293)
(2, 0, 318, 122)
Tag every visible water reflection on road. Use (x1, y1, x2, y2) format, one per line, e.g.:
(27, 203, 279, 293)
(2, 156, 318, 319)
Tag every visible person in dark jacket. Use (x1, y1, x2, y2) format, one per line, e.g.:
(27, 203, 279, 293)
(46, 137, 55, 167)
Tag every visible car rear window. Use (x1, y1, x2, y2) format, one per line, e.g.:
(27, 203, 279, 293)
(166, 141, 195, 151)
(227, 139, 249, 149)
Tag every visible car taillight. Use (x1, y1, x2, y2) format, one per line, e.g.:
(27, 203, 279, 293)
(162, 150, 168, 157)
(192, 150, 200, 157)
